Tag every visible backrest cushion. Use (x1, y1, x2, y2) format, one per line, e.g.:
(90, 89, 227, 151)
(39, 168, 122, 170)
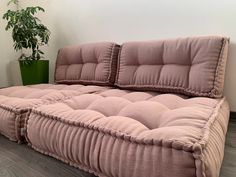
(115, 36, 229, 98)
(55, 42, 120, 85)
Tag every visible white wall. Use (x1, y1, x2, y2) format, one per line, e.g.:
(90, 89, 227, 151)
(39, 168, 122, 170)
(18, 0, 236, 111)
(0, 1, 19, 87)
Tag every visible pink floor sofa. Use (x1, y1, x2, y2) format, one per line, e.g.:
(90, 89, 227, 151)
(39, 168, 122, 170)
(0, 36, 230, 177)
(0, 42, 119, 142)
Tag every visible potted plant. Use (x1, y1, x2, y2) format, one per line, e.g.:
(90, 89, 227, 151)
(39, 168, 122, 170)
(3, 0, 50, 85)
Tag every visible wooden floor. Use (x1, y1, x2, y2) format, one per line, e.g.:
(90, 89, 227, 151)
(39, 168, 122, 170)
(220, 117, 236, 177)
(0, 136, 96, 177)
(0, 119, 235, 177)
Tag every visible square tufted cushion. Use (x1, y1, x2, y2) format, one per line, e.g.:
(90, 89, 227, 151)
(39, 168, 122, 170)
(115, 36, 229, 98)
(0, 84, 109, 142)
(26, 88, 230, 177)
(55, 42, 120, 85)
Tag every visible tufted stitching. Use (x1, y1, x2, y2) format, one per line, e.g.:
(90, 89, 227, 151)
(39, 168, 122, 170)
(27, 96, 222, 153)
(192, 97, 226, 177)
(115, 37, 229, 98)
(107, 43, 116, 83)
(79, 47, 83, 64)
(27, 109, 190, 150)
(0, 103, 28, 114)
(107, 43, 120, 84)
(186, 65, 191, 88)
(0, 93, 79, 114)
(55, 43, 120, 86)
(58, 92, 205, 130)
(162, 40, 165, 65)
(210, 38, 229, 97)
(132, 66, 140, 85)
(27, 90, 222, 151)
(116, 84, 212, 97)
(115, 44, 123, 84)
(0, 84, 109, 142)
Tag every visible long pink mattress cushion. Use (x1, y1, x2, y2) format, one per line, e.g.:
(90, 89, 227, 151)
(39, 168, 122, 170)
(115, 36, 229, 98)
(26, 88, 230, 177)
(0, 84, 109, 142)
(55, 42, 120, 85)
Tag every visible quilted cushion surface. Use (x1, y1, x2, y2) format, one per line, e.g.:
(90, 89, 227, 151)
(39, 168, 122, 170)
(0, 84, 109, 141)
(116, 36, 229, 98)
(55, 42, 120, 85)
(27, 88, 230, 177)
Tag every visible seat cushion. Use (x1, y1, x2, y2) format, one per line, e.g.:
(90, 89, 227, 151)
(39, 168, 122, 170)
(55, 42, 120, 85)
(115, 36, 229, 98)
(26, 89, 230, 177)
(0, 84, 109, 142)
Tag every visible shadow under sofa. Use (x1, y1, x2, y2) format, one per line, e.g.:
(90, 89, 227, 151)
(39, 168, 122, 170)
(0, 36, 230, 177)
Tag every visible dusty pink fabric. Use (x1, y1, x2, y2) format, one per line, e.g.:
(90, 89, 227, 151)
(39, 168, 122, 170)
(0, 38, 230, 177)
(26, 88, 230, 177)
(115, 36, 229, 98)
(55, 42, 120, 85)
(0, 84, 109, 141)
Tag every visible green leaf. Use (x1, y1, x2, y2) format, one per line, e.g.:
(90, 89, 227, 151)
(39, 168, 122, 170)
(37, 6, 45, 12)
(38, 50, 44, 54)
(3, 2, 50, 61)
(7, 0, 19, 6)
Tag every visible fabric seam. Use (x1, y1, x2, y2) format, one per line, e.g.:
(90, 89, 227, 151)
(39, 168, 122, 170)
(192, 97, 226, 177)
(210, 38, 228, 97)
(27, 97, 225, 152)
(115, 37, 229, 98)
(28, 144, 109, 177)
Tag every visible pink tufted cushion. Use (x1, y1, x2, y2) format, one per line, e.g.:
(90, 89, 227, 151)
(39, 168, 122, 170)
(0, 84, 109, 142)
(26, 88, 230, 177)
(115, 36, 229, 98)
(55, 42, 120, 85)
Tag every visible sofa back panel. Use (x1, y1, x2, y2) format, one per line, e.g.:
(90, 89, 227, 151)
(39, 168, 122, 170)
(55, 42, 120, 85)
(115, 36, 229, 98)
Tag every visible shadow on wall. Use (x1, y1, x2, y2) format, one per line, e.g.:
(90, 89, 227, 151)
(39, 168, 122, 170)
(6, 60, 22, 86)
(224, 42, 236, 111)
(53, 22, 79, 48)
